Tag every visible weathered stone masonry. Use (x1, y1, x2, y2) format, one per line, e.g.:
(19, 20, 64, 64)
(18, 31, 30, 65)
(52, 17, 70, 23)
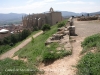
(22, 7, 63, 30)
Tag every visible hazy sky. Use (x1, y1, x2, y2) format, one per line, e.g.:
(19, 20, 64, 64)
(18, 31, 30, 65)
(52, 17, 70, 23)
(0, 0, 100, 14)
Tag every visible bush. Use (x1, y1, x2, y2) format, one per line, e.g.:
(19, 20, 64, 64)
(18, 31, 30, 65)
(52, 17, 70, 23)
(10, 34, 18, 45)
(42, 43, 72, 62)
(41, 24, 50, 31)
(3, 37, 11, 45)
(0, 45, 11, 54)
(57, 21, 65, 28)
(77, 52, 100, 75)
(21, 29, 31, 40)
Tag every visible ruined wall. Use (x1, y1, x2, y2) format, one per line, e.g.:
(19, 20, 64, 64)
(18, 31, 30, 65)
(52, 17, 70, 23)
(45, 13, 52, 25)
(37, 14, 46, 29)
(22, 13, 46, 30)
(51, 12, 62, 25)
(22, 8, 63, 29)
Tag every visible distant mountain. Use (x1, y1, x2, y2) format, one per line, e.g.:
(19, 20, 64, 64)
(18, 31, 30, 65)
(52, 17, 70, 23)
(60, 11, 100, 18)
(60, 11, 79, 17)
(0, 13, 26, 25)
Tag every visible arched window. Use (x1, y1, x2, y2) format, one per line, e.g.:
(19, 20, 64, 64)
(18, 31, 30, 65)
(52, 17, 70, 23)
(50, 7, 54, 12)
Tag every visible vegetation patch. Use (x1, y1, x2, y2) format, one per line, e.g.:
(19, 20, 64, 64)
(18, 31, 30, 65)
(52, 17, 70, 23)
(57, 20, 67, 28)
(42, 43, 71, 63)
(15, 20, 68, 65)
(0, 30, 39, 55)
(15, 25, 58, 64)
(41, 24, 51, 31)
(77, 52, 100, 75)
(0, 58, 38, 75)
(81, 33, 100, 54)
(77, 33, 100, 75)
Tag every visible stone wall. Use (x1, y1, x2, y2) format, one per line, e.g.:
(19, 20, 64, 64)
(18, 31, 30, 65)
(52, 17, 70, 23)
(45, 17, 75, 52)
(51, 12, 62, 25)
(22, 8, 63, 30)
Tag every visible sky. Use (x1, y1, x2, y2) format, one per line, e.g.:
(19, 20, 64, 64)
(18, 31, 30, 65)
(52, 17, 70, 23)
(0, 0, 100, 14)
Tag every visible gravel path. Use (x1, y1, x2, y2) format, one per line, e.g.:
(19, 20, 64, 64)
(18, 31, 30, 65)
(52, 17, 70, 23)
(0, 31, 43, 60)
(39, 19, 100, 75)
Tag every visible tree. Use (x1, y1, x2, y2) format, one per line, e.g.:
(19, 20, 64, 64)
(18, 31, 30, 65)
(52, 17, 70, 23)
(3, 37, 11, 45)
(21, 29, 31, 40)
(10, 34, 18, 45)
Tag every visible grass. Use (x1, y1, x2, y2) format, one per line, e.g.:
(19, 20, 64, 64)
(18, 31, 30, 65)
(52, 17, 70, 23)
(81, 33, 100, 54)
(77, 33, 100, 75)
(15, 20, 69, 65)
(0, 30, 40, 55)
(14, 25, 58, 65)
(0, 58, 38, 75)
(77, 52, 100, 75)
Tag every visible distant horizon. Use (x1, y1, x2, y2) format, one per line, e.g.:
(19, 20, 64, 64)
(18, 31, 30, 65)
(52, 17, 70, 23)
(0, 10, 100, 14)
(0, 0, 100, 14)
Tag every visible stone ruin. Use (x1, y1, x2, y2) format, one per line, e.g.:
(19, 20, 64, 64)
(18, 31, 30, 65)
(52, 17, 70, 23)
(68, 17, 76, 36)
(77, 16, 98, 21)
(45, 17, 76, 45)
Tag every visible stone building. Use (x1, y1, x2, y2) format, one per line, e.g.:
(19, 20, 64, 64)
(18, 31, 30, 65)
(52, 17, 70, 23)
(22, 7, 63, 30)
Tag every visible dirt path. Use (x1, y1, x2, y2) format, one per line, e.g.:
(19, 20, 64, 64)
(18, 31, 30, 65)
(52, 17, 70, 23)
(39, 19, 100, 75)
(39, 36, 83, 75)
(0, 31, 43, 60)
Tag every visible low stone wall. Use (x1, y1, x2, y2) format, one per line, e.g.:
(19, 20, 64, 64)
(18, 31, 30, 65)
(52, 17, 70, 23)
(77, 16, 98, 21)
(45, 17, 76, 52)
(45, 17, 76, 45)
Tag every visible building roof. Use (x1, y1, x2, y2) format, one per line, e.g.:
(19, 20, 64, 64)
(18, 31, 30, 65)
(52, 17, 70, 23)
(0, 29, 9, 33)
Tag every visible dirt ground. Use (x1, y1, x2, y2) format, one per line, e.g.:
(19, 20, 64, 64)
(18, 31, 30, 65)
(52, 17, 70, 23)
(0, 31, 43, 60)
(39, 19, 100, 75)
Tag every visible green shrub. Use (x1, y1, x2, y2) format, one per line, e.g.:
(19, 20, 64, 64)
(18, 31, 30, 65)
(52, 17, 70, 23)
(3, 36, 11, 45)
(42, 43, 72, 62)
(43, 51, 56, 62)
(57, 22, 65, 28)
(21, 29, 31, 40)
(0, 45, 11, 54)
(77, 52, 100, 75)
(41, 24, 50, 31)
